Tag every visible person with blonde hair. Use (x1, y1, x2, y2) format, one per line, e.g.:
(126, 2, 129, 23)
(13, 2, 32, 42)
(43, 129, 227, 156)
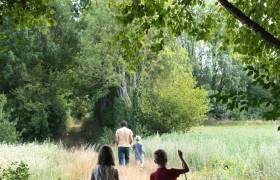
(133, 135, 144, 167)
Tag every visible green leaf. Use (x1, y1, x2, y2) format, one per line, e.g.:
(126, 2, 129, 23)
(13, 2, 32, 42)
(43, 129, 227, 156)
(247, 70, 253, 76)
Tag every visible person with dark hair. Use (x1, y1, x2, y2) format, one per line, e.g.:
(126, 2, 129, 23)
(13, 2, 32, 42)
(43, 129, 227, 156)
(121, 120, 127, 127)
(150, 149, 190, 180)
(90, 145, 119, 180)
(115, 120, 133, 166)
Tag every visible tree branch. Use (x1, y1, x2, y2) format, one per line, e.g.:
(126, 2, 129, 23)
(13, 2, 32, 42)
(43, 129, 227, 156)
(218, 0, 280, 48)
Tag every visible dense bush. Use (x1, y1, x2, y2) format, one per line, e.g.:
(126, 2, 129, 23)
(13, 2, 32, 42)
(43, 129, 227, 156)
(98, 127, 115, 145)
(0, 94, 18, 143)
(0, 162, 29, 180)
(11, 85, 49, 141)
(0, 120, 18, 143)
(140, 46, 209, 133)
(10, 85, 70, 141)
(141, 75, 209, 133)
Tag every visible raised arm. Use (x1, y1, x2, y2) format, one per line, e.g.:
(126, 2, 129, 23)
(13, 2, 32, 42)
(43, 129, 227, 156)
(178, 150, 190, 173)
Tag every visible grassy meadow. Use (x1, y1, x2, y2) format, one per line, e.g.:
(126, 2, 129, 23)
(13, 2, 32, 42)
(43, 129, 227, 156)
(143, 123, 280, 179)
(0, 122, 279, 180)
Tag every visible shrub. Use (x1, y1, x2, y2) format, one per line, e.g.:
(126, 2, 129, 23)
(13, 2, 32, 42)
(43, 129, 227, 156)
(11, 85, 50, 141)
(139, 45, 209, 133)
(0, 120, 18, 143)
(141, 74, 209, 133)
(98, 127, 115, 145)
(47, 96, 70, 139)
(11, 84, 70, 141)
(0, 94, 18, 143)
(0, 161, 30, 180)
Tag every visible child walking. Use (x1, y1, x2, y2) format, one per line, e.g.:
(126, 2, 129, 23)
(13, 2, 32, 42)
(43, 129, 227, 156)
(132, 135, 144, 167)
(91, 145, 119, 180)
(150, 149, 189, 180)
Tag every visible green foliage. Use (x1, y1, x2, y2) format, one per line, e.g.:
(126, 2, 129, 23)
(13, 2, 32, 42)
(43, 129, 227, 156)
(0, 161, 29, 180)
(112, 0, 280, 119)
(202, 2, 280, 119)
(140, 45, 209, 133)
(11, 85, 49, 141)
(0, 94, 18, 143)
(110, 0, 207, 68)
(98, 127, 115, 145)
(2, 0, 279, 142)
(180, 36, 272, 119)
(0, 0, 54, 28)
(76, 2, 125, 142)
(0, 1, 79, 141)
(141, 76, 208, 133)
(0, 120, 18, 144)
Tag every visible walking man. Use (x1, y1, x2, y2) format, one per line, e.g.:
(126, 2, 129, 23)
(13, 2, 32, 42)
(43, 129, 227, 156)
(115, 120, 133, 166)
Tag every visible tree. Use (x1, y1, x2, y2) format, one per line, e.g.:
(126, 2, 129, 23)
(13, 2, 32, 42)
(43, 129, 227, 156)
(180, 36, 272, 119)
(218, 0, 280, 48)
(76, 1, 124, 141)
(0, 0, 53, 27)
(110, 0, 280, 119)
(140, 43, 209, 133)
(0, 0, 82, 141)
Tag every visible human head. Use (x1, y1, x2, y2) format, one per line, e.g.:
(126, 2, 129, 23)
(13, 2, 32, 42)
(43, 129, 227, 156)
(135, 135, 141, 142)
(97, 145, 115, 166)
(121, 120, 127, 127)
(154, 149, 168, 166)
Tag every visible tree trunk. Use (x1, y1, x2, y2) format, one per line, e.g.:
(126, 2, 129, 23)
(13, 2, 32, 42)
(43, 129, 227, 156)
(218, 0, 280, 48)
(119, 70, 132, 107)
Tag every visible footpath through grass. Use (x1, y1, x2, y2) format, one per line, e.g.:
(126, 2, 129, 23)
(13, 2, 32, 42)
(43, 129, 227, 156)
(0, 123, 279, 179)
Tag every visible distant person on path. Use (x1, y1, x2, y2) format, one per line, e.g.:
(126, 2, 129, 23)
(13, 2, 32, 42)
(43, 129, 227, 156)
(115, 120, 133, 166)
(90, 145, 119, 180)
(150, 149, 190, 180)
(132, 135, 144, 167)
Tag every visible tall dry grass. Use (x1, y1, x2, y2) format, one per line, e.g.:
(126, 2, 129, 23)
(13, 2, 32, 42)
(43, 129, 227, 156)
(0, 143, 158, 180)
(1, 123, 279, 179)
(68, 147, 156, 180)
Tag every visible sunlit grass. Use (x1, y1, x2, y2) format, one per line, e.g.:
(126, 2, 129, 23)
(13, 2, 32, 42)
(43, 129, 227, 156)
(0, 143, 77, 179)
(143, 123, 280, 179)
